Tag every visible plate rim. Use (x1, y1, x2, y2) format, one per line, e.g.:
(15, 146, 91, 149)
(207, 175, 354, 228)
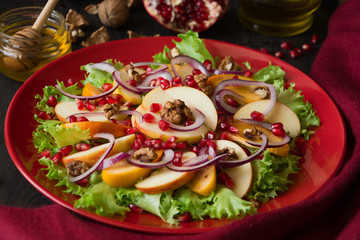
(4, 36, 347, 234)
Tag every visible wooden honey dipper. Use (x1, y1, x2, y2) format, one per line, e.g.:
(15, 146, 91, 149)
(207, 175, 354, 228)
(2, 0, 59, 72)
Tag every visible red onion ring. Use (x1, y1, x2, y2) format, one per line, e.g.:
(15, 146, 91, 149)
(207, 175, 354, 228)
(170, 55, 212, 80)
(68, 133, 115, 182)
(97, 152, 131, 170)
(136, 71, 172, 92)
(213, 69, 245, 75)
(88, 62, 117, 73)
(112, 70, 142, 95)
(132, 62, 168, 75)
(162, 108, 206, 132)
(65, 110, 143, 124)
(238, 119, 291, 147)
(215, 89, 246, 114)
(211, 79, 277, 117)
(126, 149, 175, 169)
(166, 153, 228, 172)
(218, 134, 268, 168)
(55, 82, 119, 101)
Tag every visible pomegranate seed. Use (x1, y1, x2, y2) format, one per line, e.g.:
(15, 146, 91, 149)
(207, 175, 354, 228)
(192, 68, 202, 75)
(226, 98, 239, 108)
(38, 111, 52, 120)
(162, 141, 176, 149)
(132, 139, 142, 150)
(172, 157, 182, 166)
(47, 95, 57, 108)
(102, 83, 113, 91)
(160, 79, 171, 90)
(218, 172, 230, 184)
(228, 126, 239, 134)
(207, 131, 216, 140)
(187, 80, 198, 88)
(281, 41, 292, 50)
(311, 34, 320, 44)
(80, 143, 92, 151)
(112, 94, 122, 102)
(272, 127, 286, 137)
(136, 133, 146, 145)
(173, 77, 182, 84)
(76, 99, 84, 110)
(158, 119, 170, 131)
(198, 138, 207, 148)
(67, 78, 75, 86)
(38, 149, 51, 159)
(259, 47, 270, 54)
(271, 122, 284, 129)
(76, 178, 89, 186)
(178, 212, 192, 222)
(203, 59, 212, 71)
(219, 122, 230, 131)
(293, 47, 302, 56)
(129, 203, 143, 214)
(129, 79, 138, 87)
(58, 145, 73, 156)
(225, 177, 235, 189)
(77, 116, 89, 122)
(184, 119, 194, 126)
(127, 127, 138, 135)
(185, 75, 194, 81)
(144, 138, 152, 147)
(302, 43, 313, 51)
(292, 137, 307, 157)
(150, 103, 162, 113)
(146, 67, 153, 72)
(174, 151, 183, 159)
(176, 141, 188, 150)
(244, 70, 252, 78)
(106, 96, 119, 104)
(68, 115, 77, 123)
(50, 152, 63, 164)
(151, 139, 162, 149)
(168, 136, 178, 142)
(206, 139, 217, 150)
(85, 101, 96, 111)
(289, 50, 297, 59)
(274, 51, 285, 59)
(220, 131, 227, 140)
(75, 142, 82, 151)
(250, 111, 264, 121)
(98, 97, 108, 106)
(190, 145, 200, 155)
(143, 113, 156, 123)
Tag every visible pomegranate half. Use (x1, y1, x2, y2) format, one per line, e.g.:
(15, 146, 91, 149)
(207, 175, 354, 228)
(143, 0, 229, 33)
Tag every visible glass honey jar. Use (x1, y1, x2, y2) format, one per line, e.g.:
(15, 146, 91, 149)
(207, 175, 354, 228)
(0, 7, 71, 82)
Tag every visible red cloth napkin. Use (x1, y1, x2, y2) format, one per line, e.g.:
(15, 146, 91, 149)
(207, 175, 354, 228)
(2, 0, 360, 239)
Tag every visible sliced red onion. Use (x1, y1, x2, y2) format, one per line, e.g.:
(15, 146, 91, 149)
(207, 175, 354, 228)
(213, 69, 245, 75)
(238, 118, 291, 147)
(97, 152, 131, 170)
(126, 149, 175, 169)
(198, 146, 216, 158)
(132, 62, 168, 75)
(65, 110, 143, 124)
(88, 62, 117, 73)
(112, 70, 142, 94)
(163, 108, 205, 132)
(170, 55, 212, 79)
(166, 153, 228, 172)
(68, 133, 115, 182)
(211, 79, 277, 117)
(218, 134, 268, 168)
(215, 89, 245, 115)
(55, 82, 119, 101)
(136, 71, 172, 92)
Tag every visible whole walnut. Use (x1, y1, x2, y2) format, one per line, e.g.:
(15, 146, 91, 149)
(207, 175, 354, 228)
(98, 0, 130, 28)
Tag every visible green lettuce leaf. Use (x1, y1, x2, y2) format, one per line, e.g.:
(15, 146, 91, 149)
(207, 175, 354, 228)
(153, 45, 171, 64)
(247, 150, 300, 203)
(81, 59, 124, 88)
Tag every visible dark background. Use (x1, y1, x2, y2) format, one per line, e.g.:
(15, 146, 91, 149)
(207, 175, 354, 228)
(0, 0, 339, 207)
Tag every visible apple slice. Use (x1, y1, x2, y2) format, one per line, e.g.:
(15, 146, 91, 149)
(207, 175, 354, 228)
(141, 86, 218, 131)
(187, 165, 216, 196)
(54, 101, 127, 123)
(234, 100, 301, 137)
(132, 106, 208, 144)
(112, 68, 145, 105)
(62, 121, 128, 138)
(227, 119, 290, 156)
(177, 64, 193, 80)
(135, 151, 197, 194)
(216, 140, 253, 198)
(102, 150, 163, 188)
(62, 134, 135, 166)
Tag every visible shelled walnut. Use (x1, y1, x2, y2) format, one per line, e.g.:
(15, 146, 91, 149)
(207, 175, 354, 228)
(81, 26, 109, 47)
(65, 9, 89, 43)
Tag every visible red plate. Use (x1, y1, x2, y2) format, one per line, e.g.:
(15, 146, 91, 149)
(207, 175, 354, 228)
(4, 37, 346, 234)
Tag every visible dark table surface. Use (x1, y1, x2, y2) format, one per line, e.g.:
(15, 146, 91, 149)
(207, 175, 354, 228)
(0, 0, 339, 209)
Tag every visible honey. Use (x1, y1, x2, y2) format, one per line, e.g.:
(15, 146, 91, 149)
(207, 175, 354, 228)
(0, 7, 71, 82)
(238, 0, 323, 37)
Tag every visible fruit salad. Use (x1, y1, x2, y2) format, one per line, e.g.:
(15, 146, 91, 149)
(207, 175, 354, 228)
(33, 31, 320, 224)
